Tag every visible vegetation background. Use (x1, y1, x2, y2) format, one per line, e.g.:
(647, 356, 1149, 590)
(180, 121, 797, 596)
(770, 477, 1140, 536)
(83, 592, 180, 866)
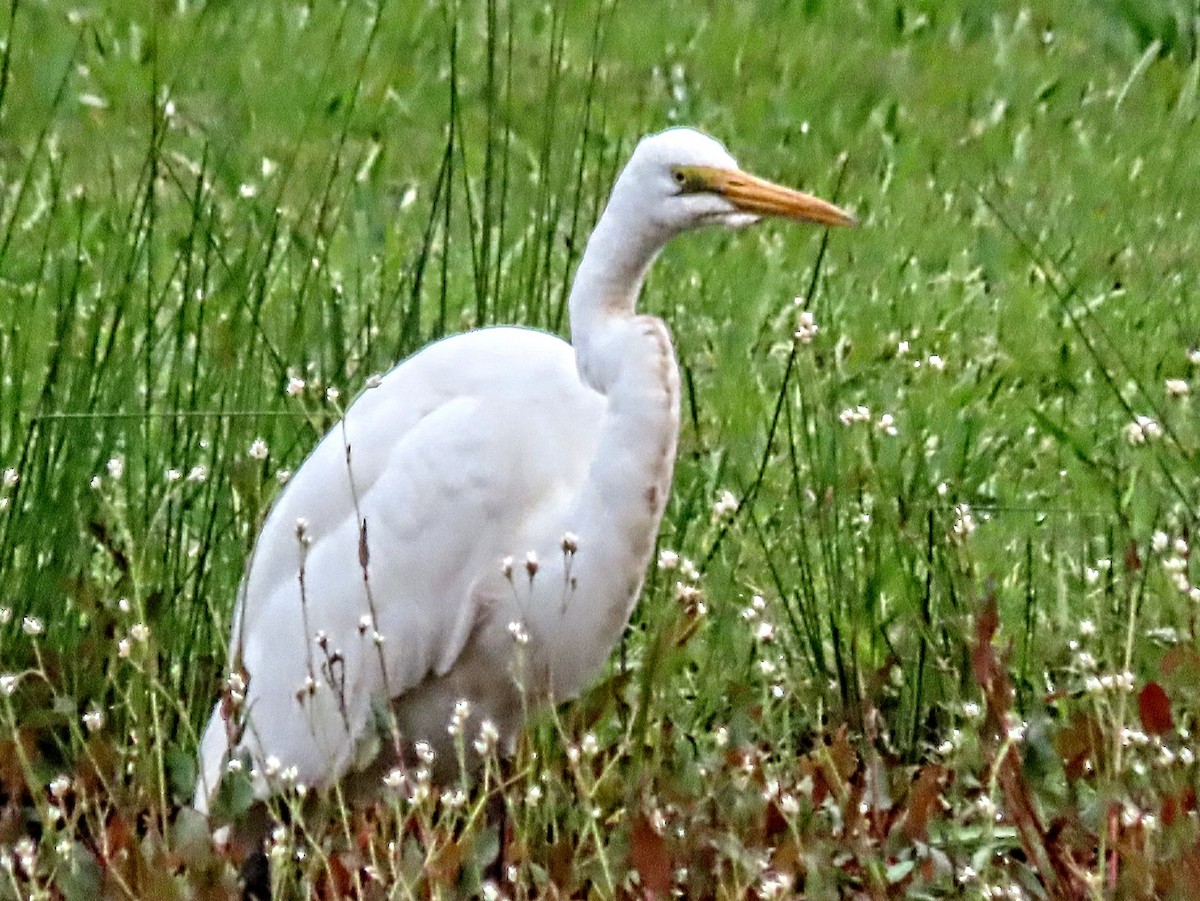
(1, 0, 1199, 897)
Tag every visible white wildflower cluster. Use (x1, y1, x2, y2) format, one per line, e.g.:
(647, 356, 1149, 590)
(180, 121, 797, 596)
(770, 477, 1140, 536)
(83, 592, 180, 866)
(952, 503, 976, 539)
(979, 882, 1027, 900)
(248, 438, 269, 460)
(474, 719, 500, 756)
(793, 308, 819, 345)
(759, 869, 795, 899)
(711, 489, 738, 523)
(743, 595, 784, 695)
(935, 728, 964, 757)
(286, 376, 306, 396)
(448, 698, 472, 737)
(1150, 531, 1200, 604)
(876, 412, 898, 436)
(560, 531, 578, 555)
(82, 706, 105, 732)
(1082, 670, 1136, 695)
(0, 467, 14, 512)
(1125, 414, 1162, 445)
(1165, 378, 1189, 398)
(838, 404, 871, 426)
(1118, 727, 1195, 774)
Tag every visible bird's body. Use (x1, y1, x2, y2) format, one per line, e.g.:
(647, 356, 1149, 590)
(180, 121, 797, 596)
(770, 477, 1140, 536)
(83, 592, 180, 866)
(195, 128, 852, 811)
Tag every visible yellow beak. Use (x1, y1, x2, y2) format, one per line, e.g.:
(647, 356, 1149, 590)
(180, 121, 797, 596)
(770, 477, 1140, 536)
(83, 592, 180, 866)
(691, 165, 856, 228)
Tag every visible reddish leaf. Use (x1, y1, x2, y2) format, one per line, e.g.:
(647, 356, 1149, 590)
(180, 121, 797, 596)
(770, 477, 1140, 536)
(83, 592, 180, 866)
(900, 765, 947, 842)
(1123, 539, 1142, 573)
(1138, 682, 1174, 736)
(629, 812, 672, 898)
(1161, 646, 1200, 678)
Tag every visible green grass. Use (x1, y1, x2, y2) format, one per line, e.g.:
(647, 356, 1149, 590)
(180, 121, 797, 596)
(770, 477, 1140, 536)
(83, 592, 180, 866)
(2, 0, 1200, 897)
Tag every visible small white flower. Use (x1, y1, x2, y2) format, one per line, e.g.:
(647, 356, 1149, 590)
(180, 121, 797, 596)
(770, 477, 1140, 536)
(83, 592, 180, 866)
(357, 614, 372, 635)
(711, 489, 739, 523)
(754, 621, 776, 643)
(238, 182, 258, 198)
(581, 732, 599, 757)
(286, 376, 306, 396)
(106, 456, 124, 479)
(276, 469, 292, 485)
(952, 503, 976, 538)
(248, 439, 269, 460)
(1084, 567, 1100, 585)
(83, 707, 105, 732)
(876, 412, 898, 436)
(1, 468, 17, 487)
(325, 386, 340, 403)
(0, 674, 18, 696)
(657, 549, 680, 570)
(165, 468, 182, 482)
(186, 465, 208, 483)
(365, 373, 383, 389)
(264, 756, 282, 777)
(415, 741, 435, 765)
(89, 475, 102, 490)
(22, 616, 43, 636)
(1126, 414, 1162, 445)
(560, 531, 578, 554)
(506, 620, 530, 645)
(897, 339, 910, 355)
(0, 607, 9, 625)
(1152, 531, 1170, 552)
(226, 757, 243, 774)
(794, 310, 819, 344)
(525, 784, 543, 804)
(383, 768, 406, 790)
(117, 638, 131, 658)
(927, 354, 945, 371)
(962, 701, 981, 719)
(129, 622, 150, 643)
(1166, 378, 1189, 398)
(524, 550, 539, 577)
(838, 404, 871, 426)
(474, 719, 500, 756)
(714, 726, 729, 747)
(500, 555, 514, 578)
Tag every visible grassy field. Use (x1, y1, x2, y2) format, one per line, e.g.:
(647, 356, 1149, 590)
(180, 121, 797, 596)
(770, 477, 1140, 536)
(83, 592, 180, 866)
(2, 0, 1200, 897)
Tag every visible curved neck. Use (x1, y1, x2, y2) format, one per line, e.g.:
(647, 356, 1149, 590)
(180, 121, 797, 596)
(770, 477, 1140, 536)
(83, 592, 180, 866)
(568, 197, 669, 394)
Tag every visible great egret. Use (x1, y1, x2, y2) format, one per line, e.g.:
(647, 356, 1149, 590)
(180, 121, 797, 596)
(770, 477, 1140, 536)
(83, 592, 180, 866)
(195, 127, 853, 811)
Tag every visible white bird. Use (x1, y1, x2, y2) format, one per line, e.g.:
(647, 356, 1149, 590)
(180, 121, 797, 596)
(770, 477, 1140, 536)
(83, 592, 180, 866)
(194, 127, 853, 811)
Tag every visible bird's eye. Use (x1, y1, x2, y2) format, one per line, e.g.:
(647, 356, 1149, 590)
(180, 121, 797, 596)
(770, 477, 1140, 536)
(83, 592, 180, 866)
(672, 168, 687, 185)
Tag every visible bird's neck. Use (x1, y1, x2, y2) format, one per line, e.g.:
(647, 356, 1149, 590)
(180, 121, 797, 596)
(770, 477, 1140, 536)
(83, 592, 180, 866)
(567, 198, 668, 394)
(525, 206, 680, 695)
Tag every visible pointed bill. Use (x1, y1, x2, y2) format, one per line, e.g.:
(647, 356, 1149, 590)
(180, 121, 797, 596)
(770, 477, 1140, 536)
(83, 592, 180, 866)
(692, 165, 856, 227)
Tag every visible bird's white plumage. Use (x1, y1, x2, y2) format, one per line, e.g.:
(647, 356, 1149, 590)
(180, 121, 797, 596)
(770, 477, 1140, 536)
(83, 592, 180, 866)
(195, 127, 850, 811)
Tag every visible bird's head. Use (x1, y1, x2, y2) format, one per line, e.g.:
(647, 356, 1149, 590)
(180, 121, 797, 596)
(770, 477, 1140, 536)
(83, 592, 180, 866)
(612, 127, 856, 236)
